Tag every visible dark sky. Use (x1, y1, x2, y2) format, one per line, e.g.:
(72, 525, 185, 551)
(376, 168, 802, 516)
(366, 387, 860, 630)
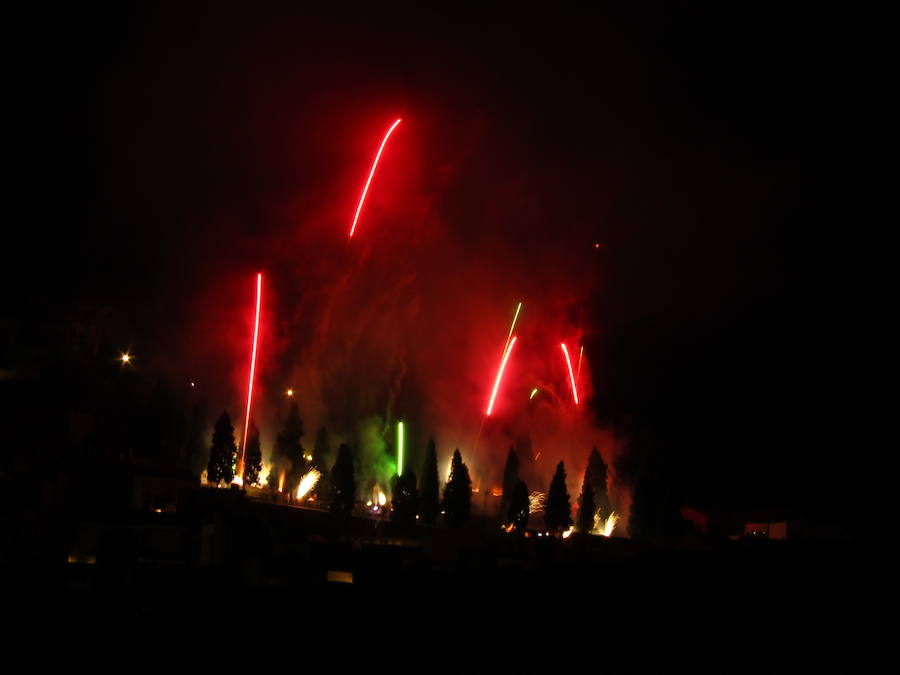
(12, 3, 881, 516)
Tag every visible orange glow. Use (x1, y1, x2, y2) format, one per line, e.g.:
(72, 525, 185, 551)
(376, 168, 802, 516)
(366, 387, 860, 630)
(295, 468, 321, 501)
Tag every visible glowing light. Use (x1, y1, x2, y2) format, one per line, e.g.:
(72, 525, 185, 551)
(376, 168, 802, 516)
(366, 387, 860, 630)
(593, 509, 619, 537)
(239, 273, 262, 482)
(295, 468, 321, 501)
(232, 474, 244, 487)
(562, 526, 574, 539)
(278, 470, 285, 493)
(528, 491, 545, 514)
(486, 336, 518, 416)
(120, 353, 131, 364)
(576, 345, 584, 384)
(602, 512, 619, 537)
(561, 342, 579, 405)
(378, 491, 386, 507)
(502, 302, 522, 358)
(397, 420, 405, 476)
(256, 463, 270, 488)
(190, 381, 195, 388)
(529, 388, 539, 399)
(348, 118, 402, 238)
(286, 388, 294, 397)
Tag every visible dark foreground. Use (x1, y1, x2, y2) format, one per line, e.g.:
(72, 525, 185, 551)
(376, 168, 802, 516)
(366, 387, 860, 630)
(4, 486, 868, 632)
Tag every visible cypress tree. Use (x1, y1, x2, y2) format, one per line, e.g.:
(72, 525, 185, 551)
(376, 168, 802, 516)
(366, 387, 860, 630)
(577, 481, 596, 533)
(276, 401, 306, 493)
(500, 447, 520, 523)
(585, 447, 611, 516)
(545, 461, 573, 532)
(507, 479, 530, 531)
(330, 443, 356, 516)
(420, 438, 440, 524)
(206, 411, 237, 485)
(442, 449, 472, 528)
(244, 422, 262, 486)
(391, 469, 419, 526)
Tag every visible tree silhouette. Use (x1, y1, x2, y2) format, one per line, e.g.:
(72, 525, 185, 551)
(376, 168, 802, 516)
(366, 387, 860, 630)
(206, 411, 237, 485)
(577, 481, 596, 533)
(276, 401, 306, 493)
(391, 469, 419, 526)
(311, 427, 331, 495)
(500, 447, 520, 522)
(508, 479, 530, 531)
(244, 422, 262, 486)
(442, 449, 472, 528)
(330, 443, 356, 516)
(585, 447, 611, 517)
(545, 461, 572, 532)
(420, 438, 440, 524)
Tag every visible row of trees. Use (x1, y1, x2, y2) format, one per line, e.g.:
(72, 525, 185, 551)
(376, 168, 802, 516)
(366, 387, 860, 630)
(205, 406, 476, 528)
(333, 438, 474, 528)
(206, 402, 330, 495)
(207, 404, 616, 535)
(499, 445, 613, 534)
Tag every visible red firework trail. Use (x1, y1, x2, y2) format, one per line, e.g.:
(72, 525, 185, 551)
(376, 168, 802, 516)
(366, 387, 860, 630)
(240, 273, 262, 477)
(486, 336, 518, 416)
(348, 118, 402, 238)
(561, 342, 579, 405)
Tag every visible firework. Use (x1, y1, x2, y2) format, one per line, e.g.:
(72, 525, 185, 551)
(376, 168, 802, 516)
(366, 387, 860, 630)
(593, 509, 619, 537)
(486, 336, 518, 416)
(529, 387, 539, 399)
(576, 345, 584, 383)
(528, 491, 545, 514)
(562, 525, 574, 539)
(502, 302, 522, 357)
(295, 468, 322, 501)
(397, 420, 405, 476)
(239, 273, 262, 481)
(257, 463, 271, 488)
(561, 342, 579, 405)
(348, 118, 402, 238)
(602, 512, 619, 537)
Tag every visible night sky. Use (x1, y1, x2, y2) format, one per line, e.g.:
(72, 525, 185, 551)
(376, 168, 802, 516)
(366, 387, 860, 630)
(10, 4, 880, 522)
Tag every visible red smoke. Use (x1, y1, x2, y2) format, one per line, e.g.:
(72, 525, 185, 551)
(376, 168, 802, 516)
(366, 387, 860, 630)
(180, 107, 625, 516)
